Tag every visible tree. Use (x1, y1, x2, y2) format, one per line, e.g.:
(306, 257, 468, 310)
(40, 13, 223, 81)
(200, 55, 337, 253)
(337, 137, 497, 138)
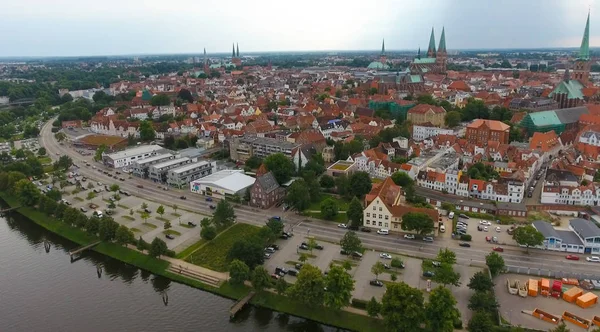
(346, 197, 363, 228)
(54, 132, 67, 142)
(85, 217, 100, 235)
(136, 236, 149, 251)
(485, 252, 505, 277)
(401, 212, 435, 236)
(244, 155, 262, 169)
(432, 264, 461, 287)
(437, 248, 457, 265)
(163, 220, 172, 230)
(445, 111, 462, 128)
(349, 171, 372, 198)
(298, 253, 308, 264)
(366, 297, 381, 317)
(467, 311, 494, 332)
(319, 175, 335, 188)
(550, 323, 571, 332)
(212, 199, 236, 228)
(468, 291, 498, 313)
(228, 259, 250, 285)
(264, 153, 296, 184)
(287, 264, 325, 307)
(45, 188, 62, 201)
(37, 147, 46, 156)
(149, 238, 168, 257)
(177, 88, 194, 103)
(200, 223, 217, 240)
(109, 184, 120, 193)
(254, 226, 275, 246)
(139, 120, 156, 141)
(150, 94, 171, 106)
(285, 179, 311, 211)
(512, 225, 544, 253)
(98, 217, 119, 241)
(251, 266, 272, 291)
(323, 265, 355, 310)
(340, 231, 362, 254)
(14, 179, 40, 206)
(467, 271, 494, 292)
(391, 171, 413, 187)
(425, 286, 461, 332)
(140, 211, 150, 225)
(53, 155, 73, 171)
(381, 282, 425, 332)
(334, 174, 351, 198)
(265, 219, 284, 235)
(371, 261, 385, 280)
(94, 144, 107, 162)
(115, 225, 135, 246)
(320, 198, 339, 220)
(156, 205, 165, 218)
(141, 202, 148, 210)
(275, 277, 289, 295)
(227, 239, 264, 269)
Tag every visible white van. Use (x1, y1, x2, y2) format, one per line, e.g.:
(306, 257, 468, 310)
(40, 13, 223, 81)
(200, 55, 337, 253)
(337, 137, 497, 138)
(439, 224, 446, 233)
(448, 211, 455, 219)
(377, 229, 389, 235)
(93, 210, 103, 218)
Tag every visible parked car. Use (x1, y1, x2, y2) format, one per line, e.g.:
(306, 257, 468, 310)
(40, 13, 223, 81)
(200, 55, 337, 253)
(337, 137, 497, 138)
(265, 247, 276, 254)
(287, 268, 299, 276)
(136, 184, 143, 188)
(270, 273, 280, 280)
(404, 234, 415, 239)
(483, 226, 489, 232)
(209, 205, 216, 209)
(459, 242, 471, 247)
(268, 244, 279, 250)
(377, 229, 389, 235)
(205, 197, 212, 202)
(337, 223, 347, 229)
(180, 196, 186, 200)
(565, 255, 579, 261)
(275, 267, 288, 275)
(187, 221, 197, 227)
(383, 263, 391, 270)
(422, 236, 434, 242)
(165, 234, 175, 240)
(360, 227, 372, 233)
(299, 244, 309, 250)
(423, 271, 435, 278)
(495, 226, 501, 232)
(295, 263, 303, 270)
(369, 280, 384, 287)
(431, 261, 441, 267)
(380, 253, 392, 259)
(80, 207, 87, 212)
(340, 249, 349, 255)
(315, 244, 324, 250)
(479, 220, 491, 226)
(586, 256, 600, 262)
(351, 251, 363, 259)
(492, 247, 504, 252)
(264, 253, 272, 259)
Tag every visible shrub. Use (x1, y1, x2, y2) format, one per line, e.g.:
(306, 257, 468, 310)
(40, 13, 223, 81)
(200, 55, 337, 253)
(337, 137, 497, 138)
(391, 258, 404, 268)
(460, 234, 472, 241)
(351, 298, 368, 309)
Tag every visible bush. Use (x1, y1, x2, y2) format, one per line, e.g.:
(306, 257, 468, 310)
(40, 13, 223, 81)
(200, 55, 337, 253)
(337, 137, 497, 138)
(351, 298, 368, 310)
(460, 234, 472, 241)
(391, 257, 404, 268)
(453, 318, 463, 329)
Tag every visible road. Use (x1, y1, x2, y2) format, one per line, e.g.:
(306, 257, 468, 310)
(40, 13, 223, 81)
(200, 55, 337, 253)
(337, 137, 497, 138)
(39, 120, 600, 279)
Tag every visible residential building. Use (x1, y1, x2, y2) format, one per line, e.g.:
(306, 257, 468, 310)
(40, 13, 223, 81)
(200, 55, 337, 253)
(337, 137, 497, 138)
(166, 160, 216, 188)
(541, 182, 599, 206)
(148, 157, 191, 183)
(190, 170, 256, 198)
(229, 136, 300, 162)
(363, 177, 439, 232)
(412, 123, 454, 141)
(465, 119, 510, 146)
(326, 160, 356, 177)
(130, 153, 175, 178)
(406, 104, 446, 127)
(322, 146, 335, 163)
(102, 145, 164, 168)
(250, 171, 286, 209)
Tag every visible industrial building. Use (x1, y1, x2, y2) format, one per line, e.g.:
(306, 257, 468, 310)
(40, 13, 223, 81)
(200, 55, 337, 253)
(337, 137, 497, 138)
(190, 170, 256, 198)
(166, 160, 216, 189)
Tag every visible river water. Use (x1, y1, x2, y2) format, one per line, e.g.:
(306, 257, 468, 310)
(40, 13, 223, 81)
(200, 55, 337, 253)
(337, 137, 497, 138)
(0, 211, 339, 332)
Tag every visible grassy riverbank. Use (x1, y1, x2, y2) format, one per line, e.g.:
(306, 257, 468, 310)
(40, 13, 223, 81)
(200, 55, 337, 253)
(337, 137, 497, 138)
(0, 193, 382, 331)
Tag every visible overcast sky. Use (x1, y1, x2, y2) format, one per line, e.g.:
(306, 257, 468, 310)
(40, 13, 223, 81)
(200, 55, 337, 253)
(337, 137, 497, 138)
(0, 0, 597, 57)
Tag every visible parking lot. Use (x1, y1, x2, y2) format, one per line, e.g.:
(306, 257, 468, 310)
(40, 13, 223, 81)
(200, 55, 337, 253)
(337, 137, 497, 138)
(454, 216, 518, 247)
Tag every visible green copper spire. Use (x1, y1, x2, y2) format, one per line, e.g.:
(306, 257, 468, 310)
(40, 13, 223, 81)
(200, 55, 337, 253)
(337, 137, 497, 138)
(438, 27, 446, 53)
(381, 39, 385, 56)
(236, 43, 239, 57)
(427, 27, 436, 57)
(232, 43, 236, 58)
(417, 47, 421, 59)
(579, 11, 590, 60)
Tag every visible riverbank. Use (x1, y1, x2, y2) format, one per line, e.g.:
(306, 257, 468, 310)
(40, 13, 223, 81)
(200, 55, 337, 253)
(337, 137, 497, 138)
(0, 193, 383, 332)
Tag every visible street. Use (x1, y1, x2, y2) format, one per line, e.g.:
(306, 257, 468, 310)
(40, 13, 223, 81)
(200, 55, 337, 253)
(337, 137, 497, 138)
(39, 119, 600, 279)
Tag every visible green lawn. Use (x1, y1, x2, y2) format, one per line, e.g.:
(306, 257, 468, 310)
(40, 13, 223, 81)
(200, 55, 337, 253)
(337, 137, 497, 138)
(38, 156, 52, 164)
(171, 212, 181, 217)
(306, 194, 350, 212)
(117, 204, 129, 209)
(308, 211, 348, 223)
(185, 223, 261, 272)
(142, 222, 157, 229)
(162, 229, 181, 236)
(122, 215, 135, 221)
(130, 228, 141, 233)
(73, 197, 84, 202)
(156, 216, 169, 222)
(176, 239, 207, 259)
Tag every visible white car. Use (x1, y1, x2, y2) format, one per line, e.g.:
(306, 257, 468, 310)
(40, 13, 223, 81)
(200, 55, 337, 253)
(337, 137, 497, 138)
(479, 220, 491, 226)
(337, 224, 347, 229)
(404, 234, 415, 239)
(587, 256, 600, 263)
(379, 253, 392, 259)
(377, 229, 389, 235)
(495, 226, 501, 232)
(483, 226, 489, 232)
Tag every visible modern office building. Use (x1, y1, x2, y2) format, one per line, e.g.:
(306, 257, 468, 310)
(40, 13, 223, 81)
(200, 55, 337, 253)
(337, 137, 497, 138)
(166, 160, 216, 188)
(148, 157, 190, 183)
(229, 136, 300, 162)
(102, 144, 164, 168)
(130, 153, 175, 178)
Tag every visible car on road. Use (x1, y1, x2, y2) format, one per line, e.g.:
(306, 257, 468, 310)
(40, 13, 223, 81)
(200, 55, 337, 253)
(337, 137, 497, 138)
(369, 280, 384, 287)
(379, 253, 392, 259)
(180, 196, 186, 200)
(404, 234, 415, 239)
(459, 242, 471, 247)
(136, 184, 143, 188)
(565, 255, 579, 261)
(492, 247, 504, 252)
(423, 271, 435, 278)
(376, 229, 389, 235)
(586, 256, 600, 263)
(422, 236, 434, 242)
(337, 223, 347, 229)
(187, 221, 197, 227)
(360, 227, 372, 233)
(165, 234, 175, 240)
(205, 197, 212, 202)
(209, 205, 216, 209)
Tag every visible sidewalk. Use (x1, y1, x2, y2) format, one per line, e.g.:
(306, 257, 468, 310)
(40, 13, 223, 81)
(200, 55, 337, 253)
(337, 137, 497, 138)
(162, 256, 229, 281)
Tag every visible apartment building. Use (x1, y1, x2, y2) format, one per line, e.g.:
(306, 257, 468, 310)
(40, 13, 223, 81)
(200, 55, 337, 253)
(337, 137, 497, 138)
(229, 136, 300, 162)
(102, 145, 164, 168)
(465, 119, 510, 146)
(166, 160, 216, 188)
(406, 104, 446, 127)
(412, 124, 454, 141)
(148, 157, 191, 183)
(130, 153, 175, 178)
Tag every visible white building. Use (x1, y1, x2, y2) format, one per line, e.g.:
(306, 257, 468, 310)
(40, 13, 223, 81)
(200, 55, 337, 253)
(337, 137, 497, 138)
(166, 160, 216, 188)
(102, 145, 164, 168)
(130, 154, 175, 178)
(190, 170, 256, 198)
(149, 157, 191, 183)
(578, 130, 600, 147)
(412, 125, 454, 142)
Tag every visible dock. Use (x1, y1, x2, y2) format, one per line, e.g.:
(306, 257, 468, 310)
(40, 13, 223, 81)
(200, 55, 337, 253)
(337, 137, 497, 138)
(0, 206, 20, 215)
(69, 241, 101, 257)
(229, 291, 255, 318)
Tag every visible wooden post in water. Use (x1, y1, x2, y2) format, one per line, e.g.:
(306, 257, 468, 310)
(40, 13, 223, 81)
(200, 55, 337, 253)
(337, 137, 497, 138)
(162, 292, 169, 306)
(96, 266, 102, 278)
(44, 240, 51, 253)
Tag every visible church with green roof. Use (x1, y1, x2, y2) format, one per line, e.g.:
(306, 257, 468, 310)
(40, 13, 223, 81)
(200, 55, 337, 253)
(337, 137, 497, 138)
(548, 11, 591, 109)
(367, 39, 391, 70)
(409, 27, 447, 75)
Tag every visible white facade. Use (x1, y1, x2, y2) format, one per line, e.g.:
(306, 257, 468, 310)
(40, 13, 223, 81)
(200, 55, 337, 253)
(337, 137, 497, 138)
(190, 170, 256, 197)
(412, 125, 454, 141)
(579, 131, 600, 147)
(363, 197, 392, 230)
(102, 145, 164, 168)
(541, 184, 600, 206)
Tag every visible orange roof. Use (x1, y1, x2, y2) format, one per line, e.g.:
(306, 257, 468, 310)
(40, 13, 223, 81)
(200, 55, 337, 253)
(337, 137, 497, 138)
(467, 119, 510, 131)
(448, 80, 471, 92)
(469, 178, 486, 191)
(408, 104, 446, 115)
(529, 130, 560, 152)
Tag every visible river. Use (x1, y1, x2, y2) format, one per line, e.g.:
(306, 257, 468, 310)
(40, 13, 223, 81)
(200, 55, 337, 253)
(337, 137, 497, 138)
(0, 211, 340, 332)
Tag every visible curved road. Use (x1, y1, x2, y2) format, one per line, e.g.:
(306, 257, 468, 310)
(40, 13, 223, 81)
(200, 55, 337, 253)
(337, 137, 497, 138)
(39, 120, 600, 278)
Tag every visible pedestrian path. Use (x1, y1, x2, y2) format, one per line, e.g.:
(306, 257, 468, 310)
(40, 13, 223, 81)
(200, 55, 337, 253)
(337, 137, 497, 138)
(162, 256, 229, 284)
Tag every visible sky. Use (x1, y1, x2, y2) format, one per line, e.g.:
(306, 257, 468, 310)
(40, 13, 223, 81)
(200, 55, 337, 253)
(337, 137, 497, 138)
(0, 0, 598, 57)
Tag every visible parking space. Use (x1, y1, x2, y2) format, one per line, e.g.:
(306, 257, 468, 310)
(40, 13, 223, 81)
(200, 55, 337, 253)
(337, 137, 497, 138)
(263, 234, 306, 281)
(402, 257, 425, 289)
(456, 217, 517, 247)
(452, 265, 481, 325)
(352, 251, 387, 301)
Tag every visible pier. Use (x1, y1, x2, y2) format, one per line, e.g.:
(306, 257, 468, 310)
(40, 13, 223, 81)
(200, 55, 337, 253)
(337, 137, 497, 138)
(69, 241, 101, 257)
(229, 291, 255, 318)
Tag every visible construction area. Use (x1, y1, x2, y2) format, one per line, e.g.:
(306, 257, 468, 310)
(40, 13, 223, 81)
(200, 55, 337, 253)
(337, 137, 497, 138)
(495, 273, 599, 331)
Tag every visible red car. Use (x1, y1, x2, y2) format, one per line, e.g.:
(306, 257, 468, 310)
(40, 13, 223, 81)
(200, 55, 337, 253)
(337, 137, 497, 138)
(492, 247, 504, 252)
(566, 255, 579, 261)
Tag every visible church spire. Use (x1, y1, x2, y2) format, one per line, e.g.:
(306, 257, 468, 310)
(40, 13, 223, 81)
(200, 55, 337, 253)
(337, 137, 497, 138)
(579, 11, 590, 60)
(563, 64, 570, 82)
(438, 27, 446, 53)
(427, 27, 436, 58)
(232, 43, 236, 58)
(236, 43, 240, 57)
(417, 47, 421, 59)
(381, 39, 385, 56)
(204, 48, 207, 64)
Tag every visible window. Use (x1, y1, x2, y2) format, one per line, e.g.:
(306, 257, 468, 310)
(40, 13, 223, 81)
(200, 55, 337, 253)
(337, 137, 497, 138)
(366, 213, 370, 217)
(379, 214, 383, 219)
(385, 215, 389, 220)
(393, 224, 398, 229)
(373, 206, 376, 211)
(378, 222, 382, 226)
(384, 223, 388, 228)
(379, 207, 382, 211)
(366, 220, 370, 225)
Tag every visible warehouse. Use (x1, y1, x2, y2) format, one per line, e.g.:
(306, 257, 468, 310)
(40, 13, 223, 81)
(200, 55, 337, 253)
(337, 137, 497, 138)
(190, 170, 255, 198)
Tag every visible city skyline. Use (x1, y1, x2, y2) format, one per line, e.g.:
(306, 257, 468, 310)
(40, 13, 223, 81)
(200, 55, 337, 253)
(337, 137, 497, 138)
(0, 0, 598, 57)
